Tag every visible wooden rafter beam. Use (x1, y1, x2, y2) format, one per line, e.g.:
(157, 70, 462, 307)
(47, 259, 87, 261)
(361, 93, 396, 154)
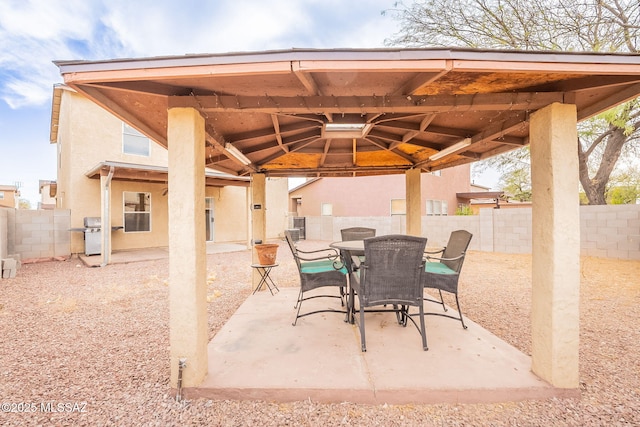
(256, 137, 322, 167)
(270, 114, 289, 153)
(365, 137, 417, 164)
(262, 165, 414, 176)
(578, 82, 640, 120)
(292, 61, 320, 95)
(168, 92, 565, 114)
(226, 121, 319, 144)
(320, 139, 332, 166)
(401, 114, 436, 144)
(72, 84, 167, 146)
(392, 61, 453, 95)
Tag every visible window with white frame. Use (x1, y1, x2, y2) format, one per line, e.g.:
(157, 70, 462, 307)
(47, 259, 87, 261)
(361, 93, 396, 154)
(0, 191, 4, 200)
(426, 199, 448, 216)
(321, 203, 333, 216)
(122, 123, 150, 156)
(390, 198, 406, 215)
(123, 192, 151, 232)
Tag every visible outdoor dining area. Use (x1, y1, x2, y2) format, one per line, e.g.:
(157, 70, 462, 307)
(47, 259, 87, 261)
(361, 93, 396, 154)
(194, 230, 569, 404)
(53, 47, 640, 405)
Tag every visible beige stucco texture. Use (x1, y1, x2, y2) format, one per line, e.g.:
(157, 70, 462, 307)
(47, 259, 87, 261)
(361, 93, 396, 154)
(530, 103, 580, 388)
(168, 108, 209, 387)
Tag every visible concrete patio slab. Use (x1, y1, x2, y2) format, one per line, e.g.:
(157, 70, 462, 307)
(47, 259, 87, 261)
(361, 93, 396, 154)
(188, 288, 578, 404)
(78, 242, 248, 267)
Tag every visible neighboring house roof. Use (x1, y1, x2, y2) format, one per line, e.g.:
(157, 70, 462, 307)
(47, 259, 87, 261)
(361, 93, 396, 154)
(85, 161, 250, 187)
(456, 191, 505, 200)
(457, 191, 505, 209)
(288, 177, 321, 193)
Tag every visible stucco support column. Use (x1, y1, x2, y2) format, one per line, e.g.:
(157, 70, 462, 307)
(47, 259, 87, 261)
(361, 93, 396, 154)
(406, 168, 422, 236)
(100, 166, 114, 267)
(168, 107, 207, 387)
(251, 173, 267, 288)
(245, 187, 251, 249)
(530, 102, 580, 388)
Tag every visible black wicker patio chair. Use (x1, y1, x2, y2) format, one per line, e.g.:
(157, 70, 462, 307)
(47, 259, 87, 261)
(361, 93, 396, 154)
(421, 229, 473, 329)
(349, 234, 428, 352)
(285, 230, 348, 326)
(340, 227, 376, 260)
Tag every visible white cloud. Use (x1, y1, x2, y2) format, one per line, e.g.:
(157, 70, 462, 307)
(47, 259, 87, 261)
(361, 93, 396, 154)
(0, 0, 401, 109)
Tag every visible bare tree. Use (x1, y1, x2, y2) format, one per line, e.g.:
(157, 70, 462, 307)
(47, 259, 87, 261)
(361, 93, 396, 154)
(385, 0, 640, 204)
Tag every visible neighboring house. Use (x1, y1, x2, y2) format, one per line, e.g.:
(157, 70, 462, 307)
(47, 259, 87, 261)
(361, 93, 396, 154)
(0, 185, 19, 208)
(50, 85, 288, 255)
(38, 180, 57, 210)
(288, 166, 474, 218)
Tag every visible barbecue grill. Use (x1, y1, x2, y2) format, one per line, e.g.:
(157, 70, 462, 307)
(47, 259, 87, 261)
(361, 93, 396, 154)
(69, 217, 123, 256)
(83, 217, 102, 256)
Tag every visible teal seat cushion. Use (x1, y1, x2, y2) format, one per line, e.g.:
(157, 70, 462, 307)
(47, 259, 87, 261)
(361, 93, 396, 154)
(301, 259, 347, 274)
(425, 262, 456, 275)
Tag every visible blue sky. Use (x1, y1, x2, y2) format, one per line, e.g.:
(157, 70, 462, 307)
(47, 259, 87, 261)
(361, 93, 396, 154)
(0, 0, 498, 206)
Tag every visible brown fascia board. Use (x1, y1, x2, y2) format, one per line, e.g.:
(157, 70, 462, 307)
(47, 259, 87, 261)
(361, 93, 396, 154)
(84, 161, 249, 186)
(54, 48, 640, 79)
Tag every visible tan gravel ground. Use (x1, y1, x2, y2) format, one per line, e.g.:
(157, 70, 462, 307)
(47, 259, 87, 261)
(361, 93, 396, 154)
(0, 240, 638, 426)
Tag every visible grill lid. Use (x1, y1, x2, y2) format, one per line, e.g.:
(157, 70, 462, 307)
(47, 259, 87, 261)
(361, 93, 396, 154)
(84, 217, 101, 228)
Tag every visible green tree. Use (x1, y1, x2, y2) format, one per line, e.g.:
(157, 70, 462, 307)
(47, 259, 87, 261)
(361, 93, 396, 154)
(499, 165, 532, 202)
(606, 164, 640, 204)
(385, 0, 640, 205)
(17, 198, 31, 209)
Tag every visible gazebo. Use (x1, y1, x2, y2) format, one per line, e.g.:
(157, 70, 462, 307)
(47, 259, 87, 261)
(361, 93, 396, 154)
(56, 47, 640, 393)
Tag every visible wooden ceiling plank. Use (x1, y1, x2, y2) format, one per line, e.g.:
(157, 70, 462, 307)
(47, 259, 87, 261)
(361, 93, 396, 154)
(367, 128, 404, 143)
(73, 84, 167, 146)
(525, 74, 640, 93)
(228, 121, 320, 144)
(86, 81, 185, 96)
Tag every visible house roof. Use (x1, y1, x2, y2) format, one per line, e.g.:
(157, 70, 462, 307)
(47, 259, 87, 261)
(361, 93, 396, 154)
(456, 191, 505, 200)
(85, 161, 250, 187)
(55, 47, 640, 178)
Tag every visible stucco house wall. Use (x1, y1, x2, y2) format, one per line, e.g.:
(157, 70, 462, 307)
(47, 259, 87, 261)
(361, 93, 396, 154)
(290, 166, 471, 217)
(52, 86, 287, 254)
(0, 185, 19, 208)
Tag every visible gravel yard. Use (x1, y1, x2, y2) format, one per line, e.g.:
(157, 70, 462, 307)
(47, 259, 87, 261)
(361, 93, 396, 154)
(0, 240, 638, 426)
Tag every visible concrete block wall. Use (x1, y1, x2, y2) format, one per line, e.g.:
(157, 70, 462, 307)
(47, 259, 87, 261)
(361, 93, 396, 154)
(0, 208, 7, 259)
(332, 216, 405, 241)
(6, 209, 71, 261)
(581, 205, 640, 260)
(493, 208, 533, 254)
(299, 204, 640, 260)
(424, 215, 480, 249)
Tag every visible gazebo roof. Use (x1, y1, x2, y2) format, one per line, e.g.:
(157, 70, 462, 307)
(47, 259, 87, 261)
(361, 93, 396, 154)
(56, 48, 640, 178)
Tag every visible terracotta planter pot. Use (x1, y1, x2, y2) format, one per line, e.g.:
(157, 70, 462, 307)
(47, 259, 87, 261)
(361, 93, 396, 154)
(255, 244, 278, 265)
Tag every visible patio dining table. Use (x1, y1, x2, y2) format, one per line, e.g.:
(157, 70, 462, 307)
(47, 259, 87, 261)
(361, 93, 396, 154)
(329, 239, 444, 324)
(330, 240, 366, 324)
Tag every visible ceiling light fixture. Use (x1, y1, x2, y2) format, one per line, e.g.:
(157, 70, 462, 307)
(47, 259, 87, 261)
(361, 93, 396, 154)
(429, 138, 472, 161)
(225, 143, 251, 165)
(322, 122, 372, 138)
